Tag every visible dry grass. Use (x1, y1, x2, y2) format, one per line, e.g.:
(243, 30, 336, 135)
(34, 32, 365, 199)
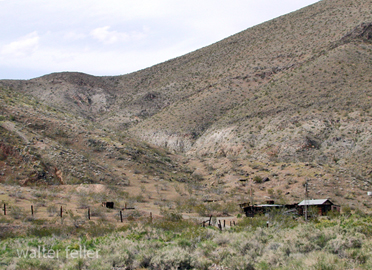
(1, 213, 372, 269)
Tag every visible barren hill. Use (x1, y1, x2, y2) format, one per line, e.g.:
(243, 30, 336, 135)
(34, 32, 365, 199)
(1, 0, 372, 210)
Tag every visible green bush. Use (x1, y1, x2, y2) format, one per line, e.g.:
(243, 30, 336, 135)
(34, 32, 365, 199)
(253, 175, 263, 183)
(27, 226, 64, 237)
(150, 246, 194, 270)
(236, 215, 267, 231)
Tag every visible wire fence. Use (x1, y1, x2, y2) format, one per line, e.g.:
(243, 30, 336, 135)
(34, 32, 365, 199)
(1, 203, 236, 230)
(0, 202, 148, 223)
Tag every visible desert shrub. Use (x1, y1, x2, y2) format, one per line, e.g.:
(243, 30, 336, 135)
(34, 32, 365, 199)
(325, 234, 363, 255)
(9, 205, 25, 220)
(163, 211, 183, 222)
(177, 238, 192, 250)
(253, 175, 263, 183)
(354, 208, 367, 217)
(47, 205, 58, 217)
(229, 232, 264, 259)
(180, 227, 215, 245)
(16, 258, 57, 270)
(135, 250, 155, 269)
(213, 233, 231, 246)
(235, 215, 267, 231)
(345, 248, 368, 264)
(2, 212, 372, 269)
(134, 193, 145, 202)
(175, 197, 198, 213)
(84, 223, 116, 237)
(0, 227, 16, 240)
(192, 172, 204, 181)
(197, 240, 218, 257)
(221, 202, 239, 215)
(192, 256, 213, 270)
(327, 209, 341, 219)
(222, 255, 255, 270)
(194, 204, 208, 216)
(266, 208, 298, 229)
(33, 190, 48, 199)
(152, 218, 196, 233)
(150, 246, 194, 270)
(110, 250, 134, 269)
(342, 205, 352, 215)
(27, 226, 64, 238)
(89, 207, 107, 220)
(0, 216, 10, 223)
(312, 255, 339, 270)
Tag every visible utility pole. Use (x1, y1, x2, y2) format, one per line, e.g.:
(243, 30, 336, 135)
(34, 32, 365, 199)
(305, 180, 309, 222)
(250, 187, 254, 206)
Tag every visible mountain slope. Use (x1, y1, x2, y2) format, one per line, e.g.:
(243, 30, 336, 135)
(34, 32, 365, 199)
(1, 0, 372, 210)
(2, 0, 371, 137)
(0, 88, 192, 187)
(128, 0, 372, 152)
(191, 40, 372, 170)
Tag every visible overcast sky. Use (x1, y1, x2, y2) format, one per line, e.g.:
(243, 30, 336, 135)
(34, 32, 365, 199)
(0, 0, 319, 80)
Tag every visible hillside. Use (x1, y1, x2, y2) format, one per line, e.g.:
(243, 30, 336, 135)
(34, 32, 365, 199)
(1, 0, 372, 211)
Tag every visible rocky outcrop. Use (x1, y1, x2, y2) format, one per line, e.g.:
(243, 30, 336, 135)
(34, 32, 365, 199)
(341, 22, 372, 43)
(137, 131, 194, 153)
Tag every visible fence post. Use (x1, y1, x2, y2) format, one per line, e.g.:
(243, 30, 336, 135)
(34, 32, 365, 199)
(150, 212, 152, 223)
(224, 220, 225, 228)
(3, 203, 6, 215)
(60, 206, 63, 218)
(31, 205, 34, 217)
(208, 215, 212, 226)
(120, 211, 123, 223)
(88, 208, 90, 220)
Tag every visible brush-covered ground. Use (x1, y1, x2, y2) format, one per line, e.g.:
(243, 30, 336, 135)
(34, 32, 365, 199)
(1, 0, 372, 268)
(1, 208, 372, 270)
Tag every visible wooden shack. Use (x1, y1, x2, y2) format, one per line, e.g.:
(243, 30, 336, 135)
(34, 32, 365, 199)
(240, 202, 298, 217)
(240, 199, 339, 218)
(298, 199, 338, 216)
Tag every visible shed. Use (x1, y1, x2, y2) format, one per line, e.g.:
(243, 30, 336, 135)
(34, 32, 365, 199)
(298, 199, 338, 216)
(102, 202, 114, 209)
(241, 203, 284, 217)
(240, 201, 299, 217)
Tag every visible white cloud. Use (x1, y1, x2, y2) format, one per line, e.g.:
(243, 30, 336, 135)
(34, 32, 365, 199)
(90, 26, 147, 45)
(0, 0, 320, 79)
(63, 31, 87, 41)
(1, 32, 39, 57)
(91, 26, 125, 44)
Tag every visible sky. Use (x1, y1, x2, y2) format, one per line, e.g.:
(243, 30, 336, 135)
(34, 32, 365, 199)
(0, 0, 320, 80)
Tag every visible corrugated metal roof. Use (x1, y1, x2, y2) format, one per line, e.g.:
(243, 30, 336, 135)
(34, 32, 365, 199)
(256, 204, 282, 207)
(298, 199, 331, 206)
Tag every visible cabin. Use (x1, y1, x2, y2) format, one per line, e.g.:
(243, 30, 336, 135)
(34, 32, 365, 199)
(239, 199, 339, 217)
(245, 203, 284, 217)
(298, 199, 339, 216)
(240, 201, 298, 217)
